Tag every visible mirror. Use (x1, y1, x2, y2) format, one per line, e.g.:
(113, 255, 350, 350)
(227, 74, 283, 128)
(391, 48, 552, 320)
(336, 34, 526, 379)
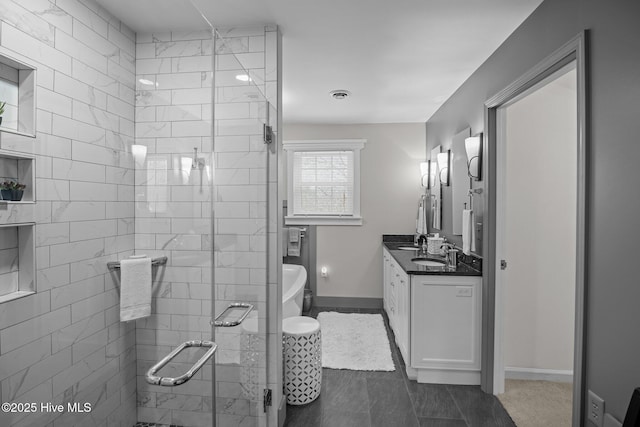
(429, 145, 441, 230)
(452, 128, 471, 235)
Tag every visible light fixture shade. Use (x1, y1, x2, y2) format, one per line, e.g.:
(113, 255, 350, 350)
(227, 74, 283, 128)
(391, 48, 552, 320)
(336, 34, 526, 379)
(131, 144, 147, 167)
(464, 134, 482, 180)
(420, 161, 430, 188)
(437, 151, 450, 186)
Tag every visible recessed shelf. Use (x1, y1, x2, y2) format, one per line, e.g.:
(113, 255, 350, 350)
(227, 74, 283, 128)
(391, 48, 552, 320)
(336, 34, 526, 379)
(0, 149, 35, 203)
(0, 50, 36, 138)
(0, 223, 35, 303)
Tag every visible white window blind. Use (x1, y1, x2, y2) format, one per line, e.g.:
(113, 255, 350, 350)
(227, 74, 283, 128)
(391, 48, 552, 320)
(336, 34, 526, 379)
(284, 139, 365, 226)
(292, 151, 354, 216)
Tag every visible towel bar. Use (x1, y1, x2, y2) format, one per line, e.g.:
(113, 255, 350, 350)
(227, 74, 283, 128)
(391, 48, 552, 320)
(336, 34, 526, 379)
(145, 340, 217, 386)
(107, 256, 168, 271)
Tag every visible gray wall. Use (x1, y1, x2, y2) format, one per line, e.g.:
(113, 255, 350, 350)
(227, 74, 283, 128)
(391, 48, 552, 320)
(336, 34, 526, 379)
(284, 123, 426, 301)
(425, 0, 640, 421)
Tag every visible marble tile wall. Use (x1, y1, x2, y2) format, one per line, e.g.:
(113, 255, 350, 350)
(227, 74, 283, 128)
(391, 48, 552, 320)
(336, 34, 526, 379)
(134, 29, 215, 427)
(0, 0, 137, 426)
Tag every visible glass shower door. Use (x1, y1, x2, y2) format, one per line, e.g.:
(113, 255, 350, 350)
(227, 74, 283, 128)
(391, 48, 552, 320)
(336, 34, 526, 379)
(212, 27, 280, 427)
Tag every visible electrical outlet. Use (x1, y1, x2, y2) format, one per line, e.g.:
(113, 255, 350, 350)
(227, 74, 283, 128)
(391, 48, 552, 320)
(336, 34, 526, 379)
(588, 390, 605, 427)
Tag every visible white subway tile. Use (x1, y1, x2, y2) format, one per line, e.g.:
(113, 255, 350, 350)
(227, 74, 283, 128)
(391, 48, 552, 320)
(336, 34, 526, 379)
(17, 0, 73, 35)
(56, 0, 108, 38)
(155, 72, 202, 89)
(55, 29, 107, 73)
(108, 59, 135, 89)
(54, 71, 108, 109)
(36, 264, 70, 291)
(71, 59, 119, 98)
(51, 201, 105, 222)
(172, 56, 212, 73)
(36, 178, 70, 201)
(107, 95, 135, 119)
(136, 57, 171, 74)
(108, 24, 135, 55)
(53, 115, 106, 145)
(156, 105, 202, 122)
(51, 311, 104, 354)
(70, 181, 118, 201)
(52, 158, 105, 182)
(156, 40, 202, 58)
(171, 120, 211, 137)
(171, 88, 211, 105)
(1, 23, 71, 74)
(36, 222, 70, 246)
(69, 219, 117, 241)
(0, 306, 70, 354)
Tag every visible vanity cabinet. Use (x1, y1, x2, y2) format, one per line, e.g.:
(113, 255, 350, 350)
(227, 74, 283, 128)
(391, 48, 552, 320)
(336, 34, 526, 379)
(382, 247, 410, 364)
(382, 246, 482, 384)
(410, 275, 482, 384)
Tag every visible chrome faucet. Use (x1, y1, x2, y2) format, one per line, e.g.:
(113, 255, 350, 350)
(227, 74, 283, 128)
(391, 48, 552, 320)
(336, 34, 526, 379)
(414, 233, 428, 247)
(440, 243, 458, 269)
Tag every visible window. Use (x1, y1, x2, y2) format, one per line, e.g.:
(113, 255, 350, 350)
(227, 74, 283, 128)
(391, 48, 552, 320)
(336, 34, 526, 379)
(284, 139, 365, 225)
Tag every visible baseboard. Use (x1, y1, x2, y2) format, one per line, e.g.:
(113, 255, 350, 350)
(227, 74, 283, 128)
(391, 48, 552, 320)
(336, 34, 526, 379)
(314, 296, 383, 309)
(505, 367, 573, 383)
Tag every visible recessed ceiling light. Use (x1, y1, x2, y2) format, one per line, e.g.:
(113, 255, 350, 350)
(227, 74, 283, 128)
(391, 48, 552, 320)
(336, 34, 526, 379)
(236, 74, 251, 82)
(139, 78, 155, 86)
(329, 89, 351, 100)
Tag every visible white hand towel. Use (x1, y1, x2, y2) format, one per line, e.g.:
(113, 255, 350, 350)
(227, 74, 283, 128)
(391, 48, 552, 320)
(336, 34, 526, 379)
(462, 209, 476, 255)
(288, 227, 301, 257)
(120, 256, 152, 322)
(417, 199, 425, 234)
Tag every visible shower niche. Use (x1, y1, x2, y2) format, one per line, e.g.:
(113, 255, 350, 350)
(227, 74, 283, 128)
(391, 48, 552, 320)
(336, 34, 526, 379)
(0, 222, 35, 303)
(0, 50, 36, 137)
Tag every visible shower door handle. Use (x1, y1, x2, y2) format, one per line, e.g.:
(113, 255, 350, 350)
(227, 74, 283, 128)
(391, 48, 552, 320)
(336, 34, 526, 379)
(145, 340, 217, 386)
(211, 302, 254, 327)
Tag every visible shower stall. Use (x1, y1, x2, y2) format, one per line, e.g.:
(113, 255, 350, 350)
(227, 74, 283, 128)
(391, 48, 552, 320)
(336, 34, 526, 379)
(0, 1, 283, 425)
(133, 19, 282, 427)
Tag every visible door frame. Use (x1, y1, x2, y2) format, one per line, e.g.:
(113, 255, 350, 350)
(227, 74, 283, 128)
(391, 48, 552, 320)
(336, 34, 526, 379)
(481, 31, 588, 427)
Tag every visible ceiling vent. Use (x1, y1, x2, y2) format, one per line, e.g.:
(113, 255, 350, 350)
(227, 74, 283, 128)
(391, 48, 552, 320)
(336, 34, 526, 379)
(329, 90, 351, 100)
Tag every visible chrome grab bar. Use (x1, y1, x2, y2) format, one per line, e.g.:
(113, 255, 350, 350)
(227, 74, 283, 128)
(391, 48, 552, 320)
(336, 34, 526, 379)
(145, 340, 217, 386)
(107, 256, 168, 271)
(212, 303, 254, 327)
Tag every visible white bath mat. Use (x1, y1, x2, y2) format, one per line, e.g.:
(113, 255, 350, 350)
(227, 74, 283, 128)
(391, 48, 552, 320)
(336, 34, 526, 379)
(317, 312, 395, 371)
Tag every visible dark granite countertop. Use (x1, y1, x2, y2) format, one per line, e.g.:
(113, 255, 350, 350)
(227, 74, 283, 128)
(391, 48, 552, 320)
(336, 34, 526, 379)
(382, 235, 482, 276)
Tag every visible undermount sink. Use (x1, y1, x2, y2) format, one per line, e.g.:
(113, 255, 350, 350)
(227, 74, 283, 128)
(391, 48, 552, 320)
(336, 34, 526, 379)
(397, 246, 420, 251)
(411, 257, 447, 267)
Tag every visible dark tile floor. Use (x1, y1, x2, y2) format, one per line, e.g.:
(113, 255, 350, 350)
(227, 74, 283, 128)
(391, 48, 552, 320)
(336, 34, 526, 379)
(285, 307, 516, 427)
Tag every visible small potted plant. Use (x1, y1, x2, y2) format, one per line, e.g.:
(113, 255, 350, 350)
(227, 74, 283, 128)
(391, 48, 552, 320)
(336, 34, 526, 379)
(0, 181, 11, 200)
(0, 101, 5, 126)
(0, 181, 26, 201)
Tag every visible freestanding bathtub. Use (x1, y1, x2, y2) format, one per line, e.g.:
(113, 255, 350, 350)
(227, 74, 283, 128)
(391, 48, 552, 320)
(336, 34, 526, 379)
(283, 264, 307, 318)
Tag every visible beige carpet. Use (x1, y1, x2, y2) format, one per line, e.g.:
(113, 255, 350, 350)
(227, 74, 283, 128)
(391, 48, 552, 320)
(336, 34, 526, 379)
(497, 379, 573, 427)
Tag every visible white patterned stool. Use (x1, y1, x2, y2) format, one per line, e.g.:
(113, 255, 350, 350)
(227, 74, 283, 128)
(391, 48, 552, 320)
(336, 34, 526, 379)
(283, 316, 322, 405)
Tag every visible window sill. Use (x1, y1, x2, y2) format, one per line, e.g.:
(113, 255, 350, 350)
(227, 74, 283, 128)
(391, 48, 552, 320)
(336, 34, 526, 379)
(285, 215, 363, 226)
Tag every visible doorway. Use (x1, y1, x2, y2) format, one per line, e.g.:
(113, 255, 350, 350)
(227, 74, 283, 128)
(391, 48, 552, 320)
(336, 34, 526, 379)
(483, 32, 588, 427)
(497, 63, 577, 426)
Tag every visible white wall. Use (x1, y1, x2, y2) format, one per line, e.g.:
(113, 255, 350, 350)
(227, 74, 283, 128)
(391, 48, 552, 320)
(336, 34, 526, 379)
(503, 69, 576, 372)
(283, 123, 425, 299)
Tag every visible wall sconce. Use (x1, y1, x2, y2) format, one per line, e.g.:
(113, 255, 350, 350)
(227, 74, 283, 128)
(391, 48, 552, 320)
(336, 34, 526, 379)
(437, 150, 450, 186)
(465, 134, 482, 180)
(420, 161, 430, 188)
